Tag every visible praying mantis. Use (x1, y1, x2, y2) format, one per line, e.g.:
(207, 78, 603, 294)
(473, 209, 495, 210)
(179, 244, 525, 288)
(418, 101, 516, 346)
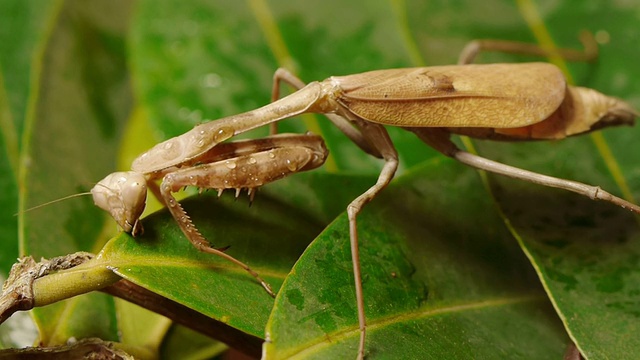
(89, 33, 639, 359)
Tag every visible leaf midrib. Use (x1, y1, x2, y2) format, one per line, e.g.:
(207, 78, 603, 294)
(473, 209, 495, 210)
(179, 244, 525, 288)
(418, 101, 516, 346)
(284, 292, 546, 359)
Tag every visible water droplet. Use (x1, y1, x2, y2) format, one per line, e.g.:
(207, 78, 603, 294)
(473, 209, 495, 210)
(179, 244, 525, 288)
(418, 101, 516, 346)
(178, 107, 190, 119)
(595, 30, 610, 44)
(214, 127, 234, 142)
(164, 142, 174, 150)
(188, 109, 202, 123)
(225, 160, 237, 169)
(286, 159, 298, 171)
(268, 151, 276, 159)
(197, 139, 205, 147)
(248, 157, 257, 164)
(202, 73, 222, 88)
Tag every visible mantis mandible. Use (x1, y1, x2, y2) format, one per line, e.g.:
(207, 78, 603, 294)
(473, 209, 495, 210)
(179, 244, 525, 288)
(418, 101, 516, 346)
(90, 34, 639, 358)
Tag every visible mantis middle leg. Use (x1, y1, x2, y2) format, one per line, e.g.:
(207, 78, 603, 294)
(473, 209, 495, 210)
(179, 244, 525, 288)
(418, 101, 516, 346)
(268, 68, 401, 358)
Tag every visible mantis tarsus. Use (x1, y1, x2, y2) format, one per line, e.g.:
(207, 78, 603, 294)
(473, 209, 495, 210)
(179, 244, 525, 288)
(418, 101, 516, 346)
(89, 33, 638, 358)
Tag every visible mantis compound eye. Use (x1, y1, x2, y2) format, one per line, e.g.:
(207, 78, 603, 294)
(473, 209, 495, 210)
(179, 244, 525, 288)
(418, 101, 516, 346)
(91, 171, 147, 233)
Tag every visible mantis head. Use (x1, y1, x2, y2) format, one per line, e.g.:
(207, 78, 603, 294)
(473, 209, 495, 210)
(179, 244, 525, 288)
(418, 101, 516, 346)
(92, 171, 147, 236)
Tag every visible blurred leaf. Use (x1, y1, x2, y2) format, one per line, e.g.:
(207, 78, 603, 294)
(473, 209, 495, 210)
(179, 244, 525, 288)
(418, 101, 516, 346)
(160, 324, 227, 360)
(2, 0, 638, 358)
(129, 0, 435, 174)
(0, 0, 56, 143)
(0, 0, 59, 349)
(0, 82, 19, 282)
(19, 0, 134, 346)
(0, 0, 56, 282)
(20, 0, 133, 258)
(115, 299, 172, 354)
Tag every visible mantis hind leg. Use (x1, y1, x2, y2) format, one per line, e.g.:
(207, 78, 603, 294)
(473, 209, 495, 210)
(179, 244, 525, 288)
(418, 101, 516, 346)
(458, 30, 598, 65)
(269, 68, 306, 135)
(411, 127, 640, 215)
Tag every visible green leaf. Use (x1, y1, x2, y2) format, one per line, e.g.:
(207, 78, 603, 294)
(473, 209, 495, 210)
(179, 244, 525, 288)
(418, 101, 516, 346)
(160, 324, 227, 360)
(0, 80, 19, 282)
(462, 3, 640, 358)
(0, 0, 56, 280)
(491, 168, 640, 359)
(264, 159, 569, 359)
(106, 192, 321, 337)
(4, 0, 639, 358)
(0, 0, 58, 349)
(19, 0, 134, 346)
(0, 0, 56, 145)
(20, 0, 133, 258)
(100, 171, 374, 337)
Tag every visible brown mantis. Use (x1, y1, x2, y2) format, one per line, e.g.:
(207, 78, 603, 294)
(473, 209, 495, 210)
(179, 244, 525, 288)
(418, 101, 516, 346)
(88, 33, 639, 359)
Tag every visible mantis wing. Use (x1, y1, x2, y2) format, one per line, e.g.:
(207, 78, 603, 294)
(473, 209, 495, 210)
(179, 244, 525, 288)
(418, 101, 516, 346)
(333, 63, 566, 128)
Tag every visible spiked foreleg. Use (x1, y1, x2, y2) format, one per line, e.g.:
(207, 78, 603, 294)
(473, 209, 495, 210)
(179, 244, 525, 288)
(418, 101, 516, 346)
(158, 134, 328, 296)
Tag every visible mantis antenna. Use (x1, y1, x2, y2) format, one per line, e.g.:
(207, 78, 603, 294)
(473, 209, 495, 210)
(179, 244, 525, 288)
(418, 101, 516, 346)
(18, 192, 93, 215)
